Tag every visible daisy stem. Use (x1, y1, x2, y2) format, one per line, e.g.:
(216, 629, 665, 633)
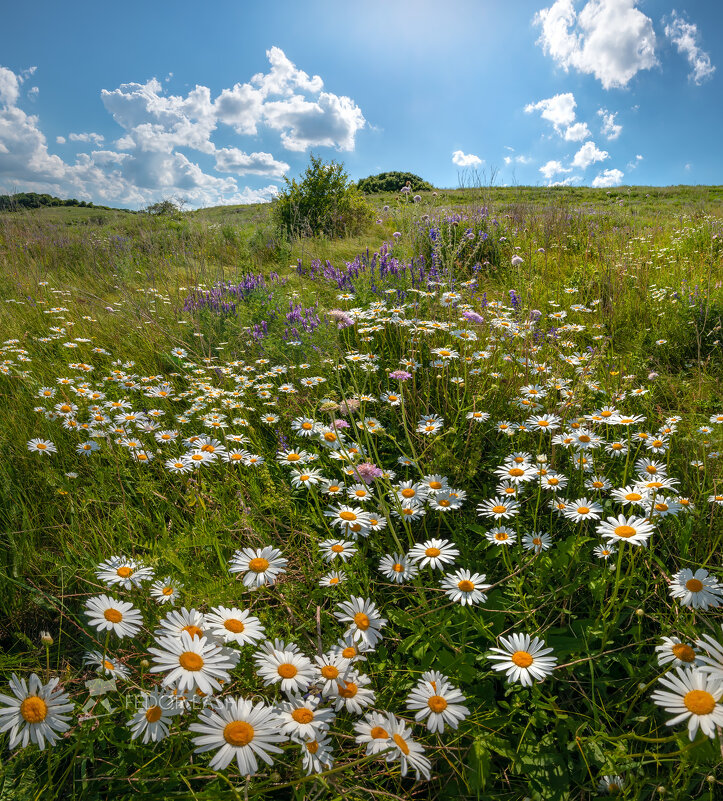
(600, 542, 626, 648)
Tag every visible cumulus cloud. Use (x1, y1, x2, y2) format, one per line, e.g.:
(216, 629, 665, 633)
(452, 150, 483, 168)
(564, 122, 591, 141)
(0, 66, 20, 106)
(68, 132, 105, 145)
(592, 167, 624, 187)
(525, 92, 577, 131)
(626, 154, 643, 169)
(504, 154, 533, 165)
(572, 140, 608, 169)
(214, 147, 289, 177)
(597, 108, 622, 139)
(534, 0, 658, 89)
(664, 11, 715, 85)
(539, 160, 571, 179)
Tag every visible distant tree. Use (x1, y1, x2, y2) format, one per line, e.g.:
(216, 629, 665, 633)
(274, 155, 373, 238)
(143, 199, 183, 217)
(357, 171, 433, 194)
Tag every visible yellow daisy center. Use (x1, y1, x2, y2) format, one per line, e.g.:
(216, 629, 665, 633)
(495, 532, 509, 541)
(339, 511, 357, 521)
(338, 680, 358, 698)
(182, 624, 203, 639)
(672, 643, 696, 663)
(278, 663, 298, 679)
(145, 705, 163, 723)
(492, 505, 507, 514)
(429, 481, 442, 490)
(20, 696, 48, 723)
(614, 525, 636, 538)
(179, 652, 204, 671)
(104, 608, 123, 624)
(370, 725, 389, 739)
(224, 618, 245, 634)
(393, 733, 410, 755)
(577, 506, 590, 515)
(223, 721, 255, 747)
(354, 612, 371, 630)
(401, 488, 416, 498)
(306, 740, 319, 753)
(683, 690, 715, 716)
(509, 468, 524, 477)
(425, 547, 441, 558)
(291, 708, 314, 724)
(248, 557, 270, 572)
(321, 665, 339, 680)
(342, 646, 357, 659)
(686, 578, 704, 592)
(428, 695, 448, 713)
(511, 651, 533, 668)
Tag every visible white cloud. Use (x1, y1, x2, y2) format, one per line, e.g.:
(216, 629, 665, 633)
(539, 160, 571, 179)
(68, 132, 105, 145)
(664, 11, 715, 85)
(525, 92, 577, 131)
(0, 49, 365, 208)
(452, 150, 483, 168)
(504, 154, 533, 165)
(214, 147, 288, 177)
(592, 167, 623, 187)
(549, 175, 580, 186)
(27, 86, 39, 100)
(626, 153, 643, 169)
(572, 140, 608, 169)
(534, 0, 658, 89)
(597, 108, 622, 139)
(0, 66, 20, 106)
(564, 122, 591, 141)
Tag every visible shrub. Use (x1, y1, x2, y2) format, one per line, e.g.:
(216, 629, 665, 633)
(357, 171, 433, 194)
(274, 155, 373, 239)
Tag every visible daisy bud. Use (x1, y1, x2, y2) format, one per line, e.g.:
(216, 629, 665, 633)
(40, 631, 53, 645)
(270, 772, 282, 783)
(657, 787, 666, 794)
(140, 659, 150, 669)
(635, 608, 644, 617)
(706, 776, 715, 784)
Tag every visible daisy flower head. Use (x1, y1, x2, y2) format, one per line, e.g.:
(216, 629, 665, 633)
(430, 491, 463, 511)
(384, 715, 431, 780)
(229, 546, 287, 589)
(313, 652, 353, 696)
(378, 553, 418, 584)
(0, 673, 73, 750)
(563, 497, 603, 523)
(82, 650, 130, 681)
(189, 696, 285, 775)
(205, 607, 265, 647)
(598, 776, 625, 795)
(84, 595, 143, 639)
(650, 667, 723, 740)
(477, 496, 520, 520)
(95, 555, 154, 590)
(149, 631, 238, 695)
(593, 543, 617, 560)
(275, 696, 335, 741)
(487, 633, 557, 687)
(408, 538, 459, 570)
(334, 597, 387, 649)
(485, 526, 516, 546)
(319, 539, 357, 563)
(332, 671, 376, 715)
(127, 691, 180, 743)
(299, 731, 335, 775)
(354, 710, 396, 755)
(596, 514, 655, 547)
(150, 577, 182, 604)
(155, 607, 210, 641)
(406, 675, 469, 733)
(522, 531, 552, 553)
(655, 637, 700, 669)
(669, 568, 722, 610)
(319, 570, 346, 587)
(27, 438, 57, 455)
(254, 647, 315, 697)
(323, 505, 372, 539)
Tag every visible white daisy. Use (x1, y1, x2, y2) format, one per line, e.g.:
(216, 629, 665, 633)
(440, 570, 490, 606)
(254, 648, 315, 697)
(229, 546, 288, 588)
(150, 577, 183, 604)
(384, 715, 431, 780)
(299, 732, 335, 775)
(487, 633, 557, 686)
(378, 553, 419, 584)
(334, 597, 387, 649)
(95, 556, 154, 590)
(407, 538, 459, 570)
(127, 691, 180, 743)
(650, 667, 723, 740)
(596, 515, 655, 547)
(148, 632, 239, 695)
(0, 674, 73, 750)
(655, 637, 700, 668)
(204, 607, 266, 647)
(313, 652, 353, 696)
(406, 675, 469, 733)
(275, 696, 335, 740)
(84, 595, 143, 639)
(332, 671, 376, 714)
(669, 568, 722, 610)
(82, 650, 130, 681)
(189, 696, 285, 775)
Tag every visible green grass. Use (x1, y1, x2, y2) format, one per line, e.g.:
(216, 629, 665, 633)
(0, 188, 722, 801)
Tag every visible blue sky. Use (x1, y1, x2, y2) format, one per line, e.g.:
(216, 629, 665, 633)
(0, 0, 720, 207)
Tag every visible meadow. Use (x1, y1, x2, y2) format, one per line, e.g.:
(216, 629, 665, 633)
(0, 184, 722, 800)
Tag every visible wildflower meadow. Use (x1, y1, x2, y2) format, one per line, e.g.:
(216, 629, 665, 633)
(1, 184, 722, 800)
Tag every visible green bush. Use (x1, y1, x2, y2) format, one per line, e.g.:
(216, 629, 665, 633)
(273, 155, 374, 238)
(357, 171, 433, 194)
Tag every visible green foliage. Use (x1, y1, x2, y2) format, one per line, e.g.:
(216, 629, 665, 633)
(273, 155, 374, 238)
(0, 192, 109, 211)
(357, 171, 433, 194)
